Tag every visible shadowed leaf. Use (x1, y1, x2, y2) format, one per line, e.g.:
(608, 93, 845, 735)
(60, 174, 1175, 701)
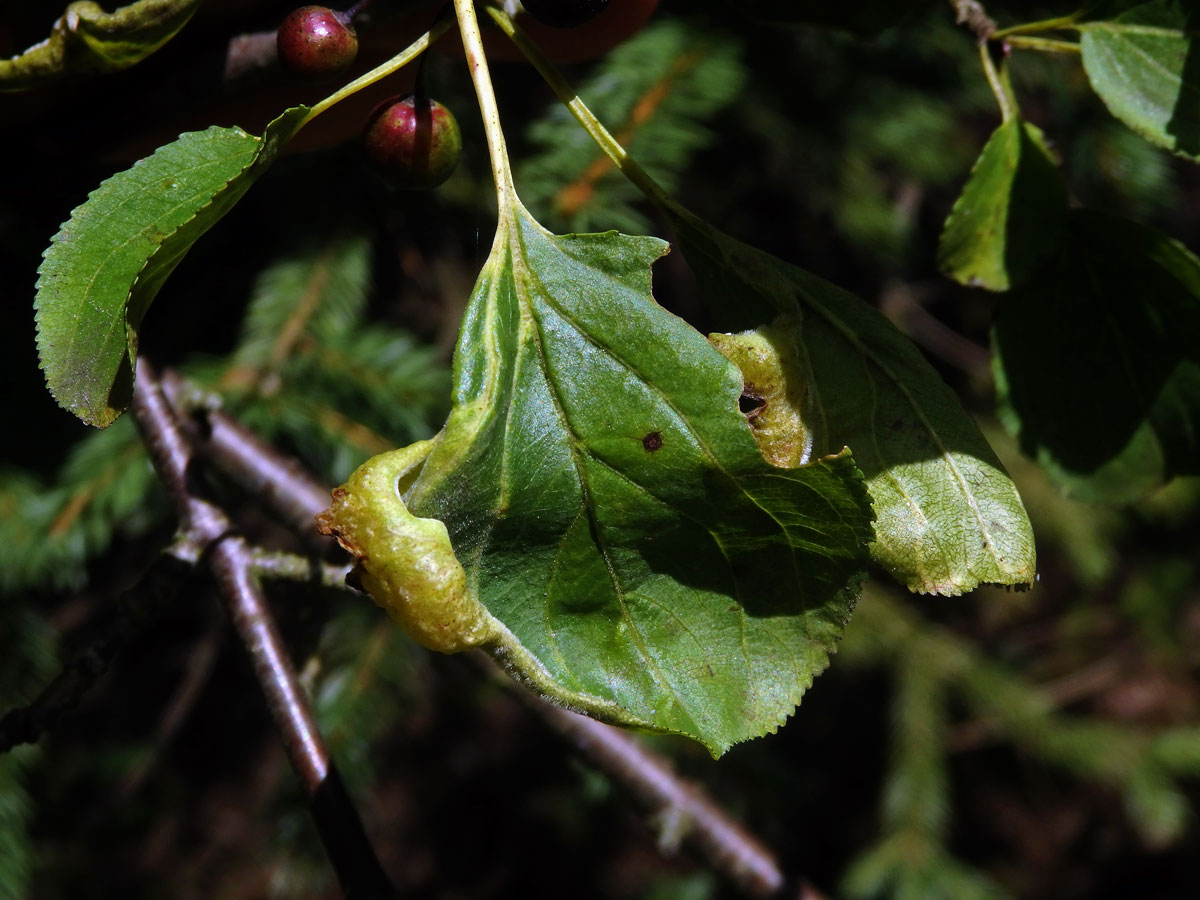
(993, 209, 1200, 501)
(0, 0, 200, 91)
(939, 118, 1067, 291)
(668, 205, 1036, 595)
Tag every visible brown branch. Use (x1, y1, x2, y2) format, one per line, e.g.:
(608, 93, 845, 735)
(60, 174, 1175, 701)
(165, 386, 821, 896)
(949, 0, 997, 41)
(132, 359, 395, 900)
(493, 658, 790, 896)
(222, 29, 279, 83)
(877, 280, 990, 378)
(160, 371, 332, 541)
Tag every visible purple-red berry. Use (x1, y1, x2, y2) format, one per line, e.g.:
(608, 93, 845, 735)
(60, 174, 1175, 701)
(362, 95, 463, 190)
(277, 6, 358, 81)
(519, 0, 612, 27)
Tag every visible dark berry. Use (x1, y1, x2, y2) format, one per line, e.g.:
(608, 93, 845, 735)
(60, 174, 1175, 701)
(362, 95, 462, 190)
(277, 6, 358, 81)
(519, 0, 612, 28)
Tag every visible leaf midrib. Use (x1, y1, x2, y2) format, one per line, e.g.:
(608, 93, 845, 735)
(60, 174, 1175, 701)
(504, 224, 699, 723)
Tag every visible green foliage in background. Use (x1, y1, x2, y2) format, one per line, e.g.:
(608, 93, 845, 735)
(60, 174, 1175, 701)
(519, 18, 746, 234)
(0, 610, 55, 900)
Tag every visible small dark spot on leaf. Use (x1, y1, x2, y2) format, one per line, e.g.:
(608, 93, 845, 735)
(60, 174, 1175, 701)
(642, 431, 663, 452)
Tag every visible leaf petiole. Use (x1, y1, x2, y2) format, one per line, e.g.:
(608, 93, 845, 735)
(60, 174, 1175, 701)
(484, 4, 673, 210)
(299, 19, 455, 130)
(453, 0, 517, 217)
(1004, 35, 1081, 54)
(978, 41, 1020, 122)
(991, 14, 1081, 40)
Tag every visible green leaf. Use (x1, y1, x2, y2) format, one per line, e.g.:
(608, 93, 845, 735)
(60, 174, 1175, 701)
(0, 0, 200, 91)
(993, 209, 1200, 501)
(35, 107, 309, 427)
(324, 201, 875, 755)
(938, 118, 1067, 291)
(667, 206, 1036, 595)
(1079, 0, 1200, 160)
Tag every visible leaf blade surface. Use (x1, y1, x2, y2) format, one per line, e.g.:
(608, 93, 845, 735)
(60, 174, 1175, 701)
(938, 118, 1067, 291)
(35, 108, 307, 426)
(1080, 1, 1200, 159)
(400, 205, 875, 754)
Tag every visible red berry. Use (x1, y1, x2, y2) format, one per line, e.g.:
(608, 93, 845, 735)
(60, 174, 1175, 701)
(362, 95, 462, 190)
(277, 6, 358, 81)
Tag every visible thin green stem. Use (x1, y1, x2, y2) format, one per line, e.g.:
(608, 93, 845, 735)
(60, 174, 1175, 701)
(298, 19, 454, 130)
(454, 0, 515, 216)
(978, 42, 1019, 123)
(246, 547, 353, 589)
(1005, 35, 1081, 54)
(992, 14, 1081, 39)
(484, 5, 672, 210)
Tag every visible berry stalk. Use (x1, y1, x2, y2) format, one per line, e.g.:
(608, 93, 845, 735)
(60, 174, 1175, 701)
(297, 17, 454, 131)
(484, 4, 671, 209)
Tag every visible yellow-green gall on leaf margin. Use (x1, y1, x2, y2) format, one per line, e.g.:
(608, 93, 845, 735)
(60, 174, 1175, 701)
(317, 438, 501, 653)
(709, 319, 813, 468)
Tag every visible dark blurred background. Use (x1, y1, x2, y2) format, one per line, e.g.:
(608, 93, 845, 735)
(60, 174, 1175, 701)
(2, 1, 1198, 898)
